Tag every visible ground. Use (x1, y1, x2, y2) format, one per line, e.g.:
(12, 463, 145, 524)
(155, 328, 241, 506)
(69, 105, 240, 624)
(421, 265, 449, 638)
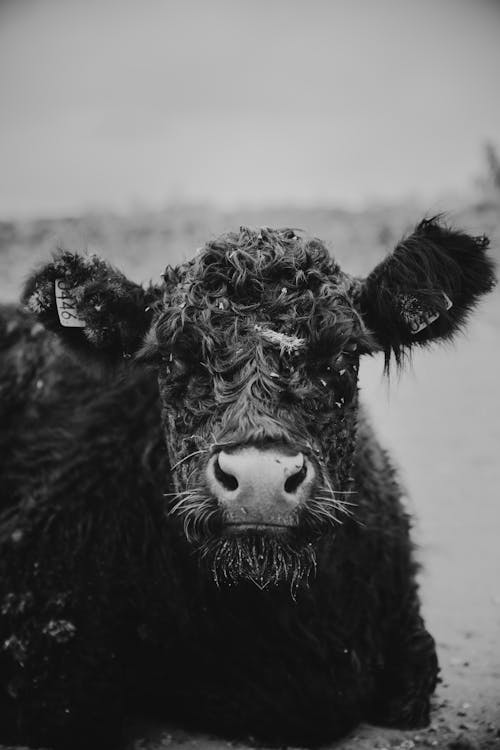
(0, 198, 499, 750)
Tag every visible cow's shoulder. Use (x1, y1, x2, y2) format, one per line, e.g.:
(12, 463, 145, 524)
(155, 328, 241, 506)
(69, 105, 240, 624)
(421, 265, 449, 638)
(0, 305, 82, 407)
(0, 304, 165, 521)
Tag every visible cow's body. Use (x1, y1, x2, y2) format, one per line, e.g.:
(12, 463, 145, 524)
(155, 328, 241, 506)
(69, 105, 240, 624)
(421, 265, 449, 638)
(0, 222, 494, 749)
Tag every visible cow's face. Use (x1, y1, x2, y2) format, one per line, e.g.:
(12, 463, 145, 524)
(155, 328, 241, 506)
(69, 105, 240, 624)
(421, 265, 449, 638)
(25, 220, 495, 589)
(146, 229, 374, 587)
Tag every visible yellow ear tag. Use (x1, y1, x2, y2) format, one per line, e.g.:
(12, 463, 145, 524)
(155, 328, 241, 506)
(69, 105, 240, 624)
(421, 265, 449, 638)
(55, 279, 86, 328)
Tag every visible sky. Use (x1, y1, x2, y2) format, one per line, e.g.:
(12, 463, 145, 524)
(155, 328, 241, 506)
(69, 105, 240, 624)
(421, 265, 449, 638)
(0, 0, 499, 218)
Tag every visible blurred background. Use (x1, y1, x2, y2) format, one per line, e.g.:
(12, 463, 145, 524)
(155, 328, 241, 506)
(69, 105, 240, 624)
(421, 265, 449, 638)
(1, 0, 500, 216)
(1, 1, 499, 748)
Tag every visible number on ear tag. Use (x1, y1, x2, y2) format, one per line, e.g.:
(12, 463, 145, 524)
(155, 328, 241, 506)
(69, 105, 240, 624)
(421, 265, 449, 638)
(55, 279, 86, 327)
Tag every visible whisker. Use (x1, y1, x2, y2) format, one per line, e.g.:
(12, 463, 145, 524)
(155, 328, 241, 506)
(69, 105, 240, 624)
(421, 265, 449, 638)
(311, 492, 354, 519)
(309, 500, 343, 524)
(170, 494, 205, 515)
(320, 477, 357, 510)
(170, 449, 208, 472)
(316, 500, 356, 509)
(315, 493, 358, 508)
(317, 489, 359, 503)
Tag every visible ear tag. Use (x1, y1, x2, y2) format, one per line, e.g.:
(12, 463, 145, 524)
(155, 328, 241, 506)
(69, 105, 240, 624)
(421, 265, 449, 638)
(407, 292, 453, 335)
(54, 279, 86, 328)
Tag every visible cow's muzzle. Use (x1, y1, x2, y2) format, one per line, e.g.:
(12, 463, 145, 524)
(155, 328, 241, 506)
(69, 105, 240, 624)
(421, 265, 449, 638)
(206, 445, 315, 530)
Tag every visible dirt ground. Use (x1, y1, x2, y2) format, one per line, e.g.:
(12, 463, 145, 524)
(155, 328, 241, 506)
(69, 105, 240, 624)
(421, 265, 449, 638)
(1, 199, 499, 750)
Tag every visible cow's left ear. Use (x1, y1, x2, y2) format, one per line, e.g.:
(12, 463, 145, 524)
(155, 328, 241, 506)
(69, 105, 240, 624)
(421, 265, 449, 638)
(358, 218, 496, 365)
(23, 250, 160, 365)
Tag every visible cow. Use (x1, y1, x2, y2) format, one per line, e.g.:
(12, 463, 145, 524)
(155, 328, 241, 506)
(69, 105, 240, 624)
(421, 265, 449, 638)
(0, 219, 495, 750)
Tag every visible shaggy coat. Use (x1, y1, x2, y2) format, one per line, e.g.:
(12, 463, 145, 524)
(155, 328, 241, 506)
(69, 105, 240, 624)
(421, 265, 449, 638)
(0, 219, 495, 750)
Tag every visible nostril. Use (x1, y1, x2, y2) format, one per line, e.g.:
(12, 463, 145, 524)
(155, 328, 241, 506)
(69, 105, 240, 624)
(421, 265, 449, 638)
(214, 456, 238, 492)
(284, 463, 307, 494)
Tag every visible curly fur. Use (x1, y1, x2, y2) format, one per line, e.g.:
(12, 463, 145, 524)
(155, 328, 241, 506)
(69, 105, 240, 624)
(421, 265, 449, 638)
(0, 221, 495, 749)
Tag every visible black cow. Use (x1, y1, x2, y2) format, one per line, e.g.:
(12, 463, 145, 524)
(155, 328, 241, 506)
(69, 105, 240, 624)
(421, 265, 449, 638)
(0, 219, 495, 750)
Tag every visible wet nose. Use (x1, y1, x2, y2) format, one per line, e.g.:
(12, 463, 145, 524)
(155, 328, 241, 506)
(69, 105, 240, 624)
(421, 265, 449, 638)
(207, 446, 314, 525)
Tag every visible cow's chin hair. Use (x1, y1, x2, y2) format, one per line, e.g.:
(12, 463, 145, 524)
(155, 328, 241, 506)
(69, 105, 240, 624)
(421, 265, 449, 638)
(197, 531, 317, 594)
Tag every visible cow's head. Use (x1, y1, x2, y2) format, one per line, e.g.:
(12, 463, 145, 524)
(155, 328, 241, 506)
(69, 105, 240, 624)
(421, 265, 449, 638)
(24, 219, 495, 589)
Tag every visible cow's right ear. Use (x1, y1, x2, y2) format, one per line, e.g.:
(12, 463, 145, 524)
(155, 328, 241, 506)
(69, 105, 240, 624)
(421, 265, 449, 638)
(22, 251, 160, 365)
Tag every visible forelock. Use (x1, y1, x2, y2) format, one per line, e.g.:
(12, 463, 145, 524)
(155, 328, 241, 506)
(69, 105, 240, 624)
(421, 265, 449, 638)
(165, 227, 341, 298)
(154, 227, 370, 356)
